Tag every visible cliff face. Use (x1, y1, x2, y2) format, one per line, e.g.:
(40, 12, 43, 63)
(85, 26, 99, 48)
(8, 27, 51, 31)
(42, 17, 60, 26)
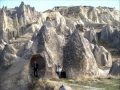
(53, 6, 120, 26)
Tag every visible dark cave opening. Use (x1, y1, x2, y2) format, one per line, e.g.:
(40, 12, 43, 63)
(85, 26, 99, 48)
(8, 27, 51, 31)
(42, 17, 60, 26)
(30, 54, 46, 78)
(56, 71, 67, 78)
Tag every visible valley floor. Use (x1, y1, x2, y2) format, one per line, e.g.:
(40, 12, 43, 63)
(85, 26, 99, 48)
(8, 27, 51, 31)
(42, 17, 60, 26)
(32, 77, 120, 90)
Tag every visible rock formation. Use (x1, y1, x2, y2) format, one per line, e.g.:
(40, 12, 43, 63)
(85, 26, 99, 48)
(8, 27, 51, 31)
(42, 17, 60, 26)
(0, 2, 120, 90)
(0, 39, 7, 53)
(109, 60, 120, 76)
(63, 29, 99, 79)
(100, 25, 120, 49)
(84, 29, 97, 44)
(0, 2, 41, 45)
(0, 58, 31, 90)
(100, 25, 113, 42)
(53, 6, 120, 26)
(0, 44, 17, 67)
(111, 28, 120, 49)
(93, 45, 112, 67)
(17, 17, 65, 79)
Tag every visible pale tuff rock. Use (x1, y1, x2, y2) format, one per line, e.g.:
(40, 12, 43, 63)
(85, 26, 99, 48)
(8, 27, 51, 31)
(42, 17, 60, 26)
(63, 29, 99, 79)
(65, 18, 76, 34)
(0, 10, 9, 42)
(24, 23, 40, 34)
(18, 1, 38, 25)
(17, 20, 64, 78)
(0, 39, 7, 51)
(41, 11, 68, 34)
(17, 11, 67, 61)
(0, 44, 17, 67)
(0, 1, 40, 44)
(25, 40, 33, 49)
(93, 45, 112, 67)
(53, 6, 120, 26)
(0, 9, 7, 30)
(0, 2, 120, 90)
(17, 40, 33, 59)
(84, 29, 97, 43)
(33, 23, 63, 65)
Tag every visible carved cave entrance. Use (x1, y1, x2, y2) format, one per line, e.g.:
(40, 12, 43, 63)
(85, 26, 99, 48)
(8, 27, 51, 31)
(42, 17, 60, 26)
(56, 67, 66, 78)
(30, 54, 46, 78)
(59, 71, 66, 78)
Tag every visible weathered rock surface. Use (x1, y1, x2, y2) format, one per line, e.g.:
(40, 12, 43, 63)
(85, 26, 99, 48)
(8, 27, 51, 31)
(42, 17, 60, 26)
(0, 44, 17, 67)
(53, 6, 120, 26)
(0, 2, 42, 46)
(100, 25, 113, 42)
(0, 39, 7, 53)
(100, 25, 120, 49)
(17, 12, 104, 80)
(84, 29, 97, 44)
(17, 19, 65, 79)
(0, 58, 31, 90)
(109, 60, 120, 76)
(17, 40, 33, 59)
(93, 45, 112, 67)
(0, 2, 120, 90)
(111, 28, 120, 49)
(63, 29, 99, 79)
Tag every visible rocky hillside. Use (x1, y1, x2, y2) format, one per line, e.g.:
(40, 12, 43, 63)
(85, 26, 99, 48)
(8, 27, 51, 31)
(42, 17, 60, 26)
(0, 2, 43, 47)
(0, 2, 120, 90)
(53, 6, 120, 26)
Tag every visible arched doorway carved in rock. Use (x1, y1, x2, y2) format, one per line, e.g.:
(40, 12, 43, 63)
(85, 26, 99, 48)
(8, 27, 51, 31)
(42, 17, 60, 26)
(30, 54, 46, 78)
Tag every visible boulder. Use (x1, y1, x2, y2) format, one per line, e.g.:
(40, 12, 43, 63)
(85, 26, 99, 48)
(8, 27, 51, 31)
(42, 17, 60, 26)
(63, 29, 99, 79)
(109, 60, 120, 76)
(93, 45, 112, 67)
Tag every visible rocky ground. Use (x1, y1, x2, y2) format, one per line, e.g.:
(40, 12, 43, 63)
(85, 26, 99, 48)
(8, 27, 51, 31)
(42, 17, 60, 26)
(0, 2, 120, 90)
